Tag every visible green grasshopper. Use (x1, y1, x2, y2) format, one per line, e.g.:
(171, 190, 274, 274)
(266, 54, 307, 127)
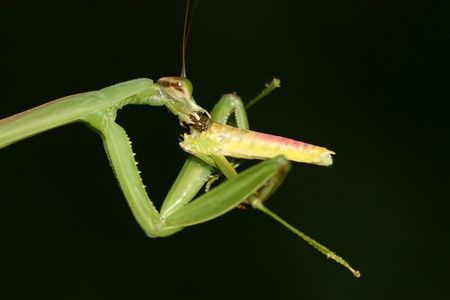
(0, 1, 360, 277)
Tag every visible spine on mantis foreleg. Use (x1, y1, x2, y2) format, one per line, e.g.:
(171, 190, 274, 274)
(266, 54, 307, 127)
(181, 122, 335, 167)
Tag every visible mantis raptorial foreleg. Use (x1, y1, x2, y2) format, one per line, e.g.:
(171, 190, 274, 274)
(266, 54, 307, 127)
(163, 89, 290, 227)
(161, 91, 256, 218)
(161, 88, 291, 228)
(166, 156, 290, 227)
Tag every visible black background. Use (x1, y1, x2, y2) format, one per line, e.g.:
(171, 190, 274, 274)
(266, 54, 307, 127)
(0, 1, 448, 299)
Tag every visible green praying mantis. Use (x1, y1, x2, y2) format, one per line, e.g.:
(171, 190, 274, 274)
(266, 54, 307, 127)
(0, 2, 360, 277)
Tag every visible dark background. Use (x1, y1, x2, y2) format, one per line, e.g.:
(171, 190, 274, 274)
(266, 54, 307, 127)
(0, 0, 448, 299)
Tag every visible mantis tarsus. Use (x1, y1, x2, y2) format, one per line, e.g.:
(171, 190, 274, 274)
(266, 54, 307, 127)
(0, 3, 360, 278)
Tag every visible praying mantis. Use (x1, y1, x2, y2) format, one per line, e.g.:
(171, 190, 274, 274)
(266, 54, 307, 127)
(0, 2, 360, 277)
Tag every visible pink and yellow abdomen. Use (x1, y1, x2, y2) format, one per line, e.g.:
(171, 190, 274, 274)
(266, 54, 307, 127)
(181, 122, 335, 166)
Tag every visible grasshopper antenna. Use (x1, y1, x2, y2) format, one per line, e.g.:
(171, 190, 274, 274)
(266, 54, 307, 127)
(182, 0, 198, 78)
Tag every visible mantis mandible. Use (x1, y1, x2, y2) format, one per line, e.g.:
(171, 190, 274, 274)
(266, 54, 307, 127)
(0, 1, 360, 277)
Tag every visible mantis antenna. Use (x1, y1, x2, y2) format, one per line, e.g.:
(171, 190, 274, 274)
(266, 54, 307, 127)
(181, 0, 198, 78)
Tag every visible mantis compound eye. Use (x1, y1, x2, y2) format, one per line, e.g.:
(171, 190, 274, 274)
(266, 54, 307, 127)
(157, 77, 193, 103)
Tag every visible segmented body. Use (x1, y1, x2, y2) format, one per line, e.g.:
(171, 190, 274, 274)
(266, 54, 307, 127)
(181, 122, 335, 166)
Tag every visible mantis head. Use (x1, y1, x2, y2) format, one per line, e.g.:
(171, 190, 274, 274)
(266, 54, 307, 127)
(157, 77, 210, 128)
